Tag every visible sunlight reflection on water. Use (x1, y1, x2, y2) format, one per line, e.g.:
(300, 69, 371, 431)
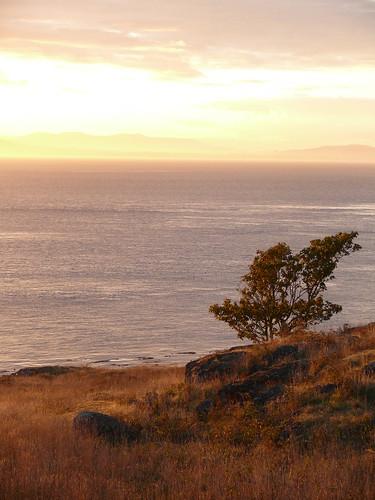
(0, 161, 374, 371)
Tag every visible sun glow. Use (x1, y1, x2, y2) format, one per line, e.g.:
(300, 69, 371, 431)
(1, 0, 375, 157)
(2, 53, 375, 145)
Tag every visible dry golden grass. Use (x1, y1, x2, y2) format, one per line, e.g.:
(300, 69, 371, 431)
(1, 325, 375, 499)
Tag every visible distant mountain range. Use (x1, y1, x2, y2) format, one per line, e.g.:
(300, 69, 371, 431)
(271, 144, 375, 163)
(0, 132, 211, 159)
(0, 133, 375, 163)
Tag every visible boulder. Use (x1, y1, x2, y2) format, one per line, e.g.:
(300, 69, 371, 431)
(185, 343, 304, 384)
(253, 385, 284, 405)
(219, 377, 257, 403)
(13, 366, 76, 377)
(219, 377, 284, 405)
(219, 361, 306, 404)
(264, 344, 299, 365)
(256, 360, 304, 383)
(185, 350, 249, 383)
(73, 411, 140, 444)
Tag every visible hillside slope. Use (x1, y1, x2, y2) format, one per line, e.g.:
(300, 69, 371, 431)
(1, 324, 375, 499)
(184, 323, 375, 447)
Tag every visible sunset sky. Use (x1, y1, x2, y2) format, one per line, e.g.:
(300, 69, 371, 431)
(1, 0, 375, 155)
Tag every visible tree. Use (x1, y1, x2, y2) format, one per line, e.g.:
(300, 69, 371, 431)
(209, 232, 361, 343)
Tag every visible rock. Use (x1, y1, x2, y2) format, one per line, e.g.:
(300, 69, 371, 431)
(253, 385, 284, 405)
(363, 362, 375, 376)
(73, 411, 140, 444)
(219, 377, 256, 403)
(13, 366, 76, 377)
(196, 399, 214, 420)
(185, 350, 249, 383)
(219, 377, 284, 405)
(185, 343, 304, 384)
(264, 344, 299, 364)
(219, 361, 306, 404)
(253, 361, 305, 384)
(318, 383, 337, 395)
(254, 360, 306, 384)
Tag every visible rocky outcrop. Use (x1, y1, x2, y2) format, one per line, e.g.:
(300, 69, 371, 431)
(13, 366, 76, 377)
(218, 360, 306, 404)
(263, 344, 299, 364)
(185, 342, 303, 384)
(73, 411, 140, 444)
(185, 349, 251, 383)
(189, 342, 307, 410)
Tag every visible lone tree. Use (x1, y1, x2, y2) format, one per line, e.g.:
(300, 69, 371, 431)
(210, 232, 361, 343)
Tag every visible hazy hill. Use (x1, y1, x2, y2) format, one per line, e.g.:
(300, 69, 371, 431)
(1, 134, 375, 162)
(0, 132, 211, 159)
(273, 144, 375, 163)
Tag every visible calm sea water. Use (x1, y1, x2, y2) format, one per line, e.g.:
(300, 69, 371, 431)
(0, 161, 374, 372)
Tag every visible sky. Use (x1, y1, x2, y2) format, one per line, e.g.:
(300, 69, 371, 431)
(1, 0, 375, 155)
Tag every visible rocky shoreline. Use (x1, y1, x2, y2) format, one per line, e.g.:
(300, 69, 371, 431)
(9, 322, 375, 447)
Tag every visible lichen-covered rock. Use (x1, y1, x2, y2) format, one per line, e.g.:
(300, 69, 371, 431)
(185, 350, 250, 383)
(185, 343, 304, 384)
(253, 385, 284, 405)
(13, 366, 76, 377)
(218, 360, 307, 404)
(264, 344, 300, 364)
(219, 378, 284, 405)
(73, 411, 140, 444)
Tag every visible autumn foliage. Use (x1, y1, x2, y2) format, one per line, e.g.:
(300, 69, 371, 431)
(210, 232, 361, 342)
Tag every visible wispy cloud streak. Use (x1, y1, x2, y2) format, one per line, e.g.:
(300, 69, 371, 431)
(1, 0, 375, 77)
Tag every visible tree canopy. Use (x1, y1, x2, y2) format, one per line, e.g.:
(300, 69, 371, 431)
(210, 232, 361, 343)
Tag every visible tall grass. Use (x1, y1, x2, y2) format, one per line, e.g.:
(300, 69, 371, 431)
(1, 325, 375, 499)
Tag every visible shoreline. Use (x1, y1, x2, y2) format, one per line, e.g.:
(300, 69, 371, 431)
(1, 359, 187, 378)
(1, 324, 375, 498)
(0, 343, 250, 375)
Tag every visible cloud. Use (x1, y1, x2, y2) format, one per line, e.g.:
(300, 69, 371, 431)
(1, 0, 375, 78)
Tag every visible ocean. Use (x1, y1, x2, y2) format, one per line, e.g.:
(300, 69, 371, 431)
(0, 160, 374, 372)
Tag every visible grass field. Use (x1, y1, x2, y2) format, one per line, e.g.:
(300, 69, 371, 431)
(1, 325, 375, 499)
